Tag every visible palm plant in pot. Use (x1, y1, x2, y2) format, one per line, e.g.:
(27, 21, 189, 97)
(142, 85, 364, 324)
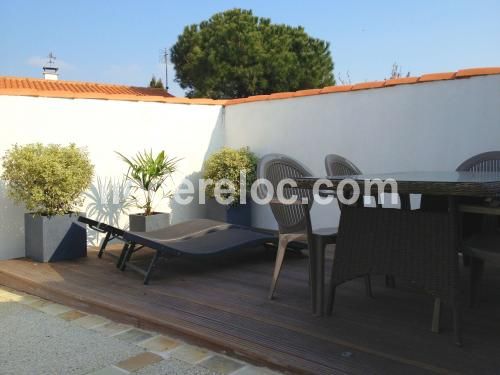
(1, 143, 94, 262)
(117, 150, 179, 232)
(203, 147, 257, 226)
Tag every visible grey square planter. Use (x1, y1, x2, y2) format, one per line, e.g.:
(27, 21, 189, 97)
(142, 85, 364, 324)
(129, 212, 170, 232)
(206, 198, 252, 226)
(25, 213, 87, 262)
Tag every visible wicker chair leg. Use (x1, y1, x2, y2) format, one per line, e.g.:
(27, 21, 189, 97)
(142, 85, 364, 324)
(364, 275, 373, 297)
(385, 275, 396, 288)
(268, 235, 289, 300)
(431, 298, 441, 333)
(469, 257, 484, 308)
(326, 285, 336, 316)
(452, 298, 463, 347)
(463, 254, 471, 267)
(310, 238, 327, 316)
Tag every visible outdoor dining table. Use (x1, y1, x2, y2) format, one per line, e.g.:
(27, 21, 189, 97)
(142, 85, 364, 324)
(295, 171, 500, 346)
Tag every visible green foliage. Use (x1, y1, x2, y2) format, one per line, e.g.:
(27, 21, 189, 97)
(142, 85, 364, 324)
(171, 8, 335, 99)
(149, 75, 164, 89)
(117, 150, 180, 216)
(1, 143, 94, 216)
(203, 147, 257, 204)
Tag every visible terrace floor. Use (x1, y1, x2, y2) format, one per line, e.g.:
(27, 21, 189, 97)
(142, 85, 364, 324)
(0, 245, 499, 374)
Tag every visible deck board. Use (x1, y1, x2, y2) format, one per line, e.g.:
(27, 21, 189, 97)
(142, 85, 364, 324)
(0, 245, 499, 374)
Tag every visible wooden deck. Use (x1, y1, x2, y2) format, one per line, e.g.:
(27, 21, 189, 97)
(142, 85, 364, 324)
(0, 245, 499, 374)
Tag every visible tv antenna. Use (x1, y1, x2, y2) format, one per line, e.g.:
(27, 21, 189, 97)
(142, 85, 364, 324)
(47, 52, 57, 66)
(159, 48, 169, 90)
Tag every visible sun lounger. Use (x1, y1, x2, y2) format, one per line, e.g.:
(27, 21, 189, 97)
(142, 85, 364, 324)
(78, 217, 277, 284)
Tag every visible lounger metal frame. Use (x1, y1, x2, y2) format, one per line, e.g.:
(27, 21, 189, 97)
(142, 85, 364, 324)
(78, 216, 277, 285)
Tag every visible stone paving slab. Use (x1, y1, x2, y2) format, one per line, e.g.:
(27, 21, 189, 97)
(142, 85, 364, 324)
(37, 302, 73, 316)
(73, 314, 110, 329)
(199, 355, 245, 374)
(233, 366, 281, 375)
(135, 358, 217, 375)
(115, 352, 163, 372)
(113, 328, 154, 343)
(87, 366, 128, 375)
(92, 322, 132, 337)
(171, 344, 212, 364)
(58, 309, 88, 321)
(138, 335, 180, 352)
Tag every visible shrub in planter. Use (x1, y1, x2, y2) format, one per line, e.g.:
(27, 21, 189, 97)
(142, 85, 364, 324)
(117, 150, 180, 232)
(1, 143, 94, 262)
(203, 147, 257, 225)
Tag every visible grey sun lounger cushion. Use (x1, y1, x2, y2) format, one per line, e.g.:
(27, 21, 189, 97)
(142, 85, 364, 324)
(123, 219, 276, 257)
(78, 216, 277, 284)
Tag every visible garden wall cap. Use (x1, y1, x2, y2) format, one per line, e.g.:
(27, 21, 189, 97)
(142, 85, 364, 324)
(223, 66, 500, 105)
(0, 76, 227, 106)
(1, 66, 499, 106)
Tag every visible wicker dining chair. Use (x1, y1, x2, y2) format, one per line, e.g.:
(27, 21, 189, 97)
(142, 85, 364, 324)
(457, 151, 500, 306)
(258, 154, 372, 315)
(325, 154, 362, 177)
(257, 154, 335, 307)
(420, 151, 500, 320)
(325, 154, 396, 288)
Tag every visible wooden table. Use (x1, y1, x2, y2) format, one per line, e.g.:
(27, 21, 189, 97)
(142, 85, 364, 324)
(296, 171, 500, 346)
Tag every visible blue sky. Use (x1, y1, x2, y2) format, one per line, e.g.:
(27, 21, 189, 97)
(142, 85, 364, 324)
(1, 0, 499, 96)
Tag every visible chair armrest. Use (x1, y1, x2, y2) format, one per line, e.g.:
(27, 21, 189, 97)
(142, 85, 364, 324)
(459, 204, 500, 216)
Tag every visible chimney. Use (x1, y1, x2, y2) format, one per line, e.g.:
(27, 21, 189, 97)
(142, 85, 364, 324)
(42, 52, 59, 80)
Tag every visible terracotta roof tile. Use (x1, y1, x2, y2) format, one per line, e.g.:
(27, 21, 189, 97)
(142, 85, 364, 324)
(292, 88, 323, 97)
(0, 76, 230, 106)
(2, 67, 500, 106)
(225, 66, 500, 105)
(418, 72, 456, 82)
(383, 77, 419, 86)
(351, 81, 385, 91)
(268, 92, 296, 99)
(456, 67, 500, 78)
(320, 85, 353, 93)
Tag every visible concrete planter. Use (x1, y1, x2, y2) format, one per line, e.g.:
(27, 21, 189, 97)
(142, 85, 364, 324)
(129, 212, 170, 232)
(206, 198, 252, 226)
(25, 213, 87, 262)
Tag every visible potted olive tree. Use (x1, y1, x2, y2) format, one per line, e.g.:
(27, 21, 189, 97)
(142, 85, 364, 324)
(203, 147, 257, 226)
(117, 150, 179, 232)
(1, 143, 94, 262)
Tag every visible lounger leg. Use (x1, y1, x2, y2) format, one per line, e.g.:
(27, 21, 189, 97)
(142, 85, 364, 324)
(431, 297, 441, 333)
(326, 284, 336, 316)
(143, 250, 160, 285)
(98, 232, 112, 258)
(268, 235, 289, 300)
(120, 242, 136, 271)
(117, 243, 129, 268)
(365, 275, 373, 298)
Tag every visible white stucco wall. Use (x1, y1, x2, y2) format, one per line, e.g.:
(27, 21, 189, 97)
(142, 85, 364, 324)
(1, 74, 499, 259)
(225, 75, 500, 230)
(0, 96, 224, 259)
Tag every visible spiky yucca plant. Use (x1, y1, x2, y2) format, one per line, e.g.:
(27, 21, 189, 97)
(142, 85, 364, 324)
(117, 150, 179, 216)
